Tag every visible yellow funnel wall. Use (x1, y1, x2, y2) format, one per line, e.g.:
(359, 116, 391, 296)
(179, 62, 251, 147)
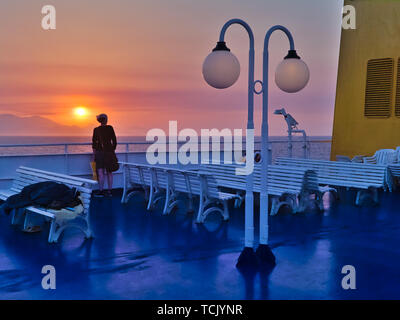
(331, 0, 400, 160)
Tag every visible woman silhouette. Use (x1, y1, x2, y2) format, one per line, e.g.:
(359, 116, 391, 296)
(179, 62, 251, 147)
(92, 113, 117, 197)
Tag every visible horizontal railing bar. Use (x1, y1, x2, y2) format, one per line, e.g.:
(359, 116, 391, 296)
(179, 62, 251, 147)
(0, 139, 332, 148)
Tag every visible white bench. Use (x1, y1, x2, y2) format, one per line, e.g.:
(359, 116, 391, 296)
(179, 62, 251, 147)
(275, 157, 389, 205)
(120, 162, 239, 223)
(120, 162, 152, 204)
(363, 149, 397, 165)
(389, 165, 400, 180)
(0, 166, 97, 243)
(200, 164, 326, 215)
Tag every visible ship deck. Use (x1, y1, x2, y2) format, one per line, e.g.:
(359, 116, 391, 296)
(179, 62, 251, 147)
(0, 189, 399, 300)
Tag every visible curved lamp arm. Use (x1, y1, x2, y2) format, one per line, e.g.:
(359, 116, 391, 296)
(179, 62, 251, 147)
(218, 19, 255, 130)
(262, 25, 296, 130)
(218, 19, 256, 251)
(264, 25, 295, 52)
(219, 19, 255, 47)
(259, 25, 296, 247)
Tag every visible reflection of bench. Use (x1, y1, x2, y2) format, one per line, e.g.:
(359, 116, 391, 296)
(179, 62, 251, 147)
(0, 166, 97, 243)
(120, 162, 239, 223)
(200, 164, 325, 215)
(275, 157, 389, 204)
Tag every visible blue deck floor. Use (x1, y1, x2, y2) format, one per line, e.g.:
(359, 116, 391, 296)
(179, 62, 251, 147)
(0, 189, 399, 300)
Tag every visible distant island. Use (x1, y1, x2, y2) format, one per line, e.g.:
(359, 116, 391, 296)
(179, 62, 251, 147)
(0, 114, 91, 136)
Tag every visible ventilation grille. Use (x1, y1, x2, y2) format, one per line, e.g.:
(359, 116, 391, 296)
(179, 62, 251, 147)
(396, 58, 400, 117)
(364, 58, 394, 118)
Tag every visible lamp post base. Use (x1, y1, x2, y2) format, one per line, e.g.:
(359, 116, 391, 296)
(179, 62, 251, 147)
(255, 244, 276, 268)
(236, 247, 259, 271)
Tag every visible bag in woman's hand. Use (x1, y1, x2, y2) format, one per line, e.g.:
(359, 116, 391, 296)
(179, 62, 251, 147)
(110, 152, 120, 172)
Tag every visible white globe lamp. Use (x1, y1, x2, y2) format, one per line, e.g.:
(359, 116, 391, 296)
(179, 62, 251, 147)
(275, 50, 310, 93)
(202, 42, 240, 89)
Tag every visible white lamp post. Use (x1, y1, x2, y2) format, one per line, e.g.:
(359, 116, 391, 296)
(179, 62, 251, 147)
(203, 20, 309, 269)
(203, 19, 257, 268)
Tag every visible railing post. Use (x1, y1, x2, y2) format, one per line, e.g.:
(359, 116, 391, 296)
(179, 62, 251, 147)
(125, 143, 129, 162)
(64, 144, 69, 174)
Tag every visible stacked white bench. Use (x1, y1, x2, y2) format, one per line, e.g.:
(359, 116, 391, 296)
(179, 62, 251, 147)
(275, 157, 389, 205)
(388, 165, 400, 182)
(360, 147, 400, 189)
(363, 149, 397, 165)
(120, 162, 239, 223)
(0, 166, 97, 243)
(200, 163, 326, 215)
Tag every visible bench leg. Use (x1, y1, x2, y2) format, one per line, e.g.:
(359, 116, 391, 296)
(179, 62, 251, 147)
(355, 190, 361, 206)
(356, 189, 379, 206)
(201, 206, 225, 223)
(163, 187, 171, 215)
(147, 187, 163, 210)
(122, 184, 147, 204)
(48, 217, 93, 243)
(48, 219, 57, 243)
(270, 197, 280, 216)
(297, 193, 310, 213)
(84, 214, 94, 239)
(122, 189, 143, 204)
(23, 211, 32, 230)
(196, 196, 217, 223)
(222, 200, 230, 221)
(11, 209, 25, 225)
(314, 192, 325, 212)
(121, 184, 130, 204)
(289, 194, 299, 213)
(234, 192, 244, 208)
(271, 194, 297, 216)
(196, 198, 228, 224)
(196, 195, 206, 223)
(198, 206, 225, 224)
(147, 186, 154, 210)
(144, 187, 149, 201)
(163, 189, 179, 215)
(11, 210, 16, 225)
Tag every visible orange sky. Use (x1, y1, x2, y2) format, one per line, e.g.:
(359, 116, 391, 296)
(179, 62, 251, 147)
(0, 0, 343, 136)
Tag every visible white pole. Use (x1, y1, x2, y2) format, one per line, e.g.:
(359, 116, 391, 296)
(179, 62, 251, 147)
(218, 19, 257, 267)
(288, 128, 293, 158)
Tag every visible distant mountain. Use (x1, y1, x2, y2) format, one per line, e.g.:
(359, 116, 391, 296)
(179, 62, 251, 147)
(0, 114, 91, 136)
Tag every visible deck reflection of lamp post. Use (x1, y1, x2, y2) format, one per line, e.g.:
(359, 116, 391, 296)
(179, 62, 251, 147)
(203, 19, 309, 268)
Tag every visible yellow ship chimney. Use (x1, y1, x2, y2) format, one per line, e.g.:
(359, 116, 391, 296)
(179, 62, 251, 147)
(331, 0, 400, 160)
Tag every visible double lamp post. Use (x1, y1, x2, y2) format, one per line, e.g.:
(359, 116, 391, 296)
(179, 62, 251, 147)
(202, 19, 310, 268)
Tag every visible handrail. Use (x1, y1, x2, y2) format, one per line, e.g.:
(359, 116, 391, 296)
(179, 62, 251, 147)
(0, 142, 150, 148)
(0, 139, 332, 156)
(0, 139, 332, 148)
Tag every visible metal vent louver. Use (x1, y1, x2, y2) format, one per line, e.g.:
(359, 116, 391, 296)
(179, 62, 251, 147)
(364, 58, 394, 118)
(396, 58, 400, 117)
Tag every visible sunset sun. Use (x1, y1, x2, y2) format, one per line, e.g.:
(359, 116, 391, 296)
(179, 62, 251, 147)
(74, 106, 89, 118)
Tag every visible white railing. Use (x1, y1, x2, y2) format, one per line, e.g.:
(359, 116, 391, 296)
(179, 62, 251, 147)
(0, 139, 331, 189)
(0, 138, 331, 156)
